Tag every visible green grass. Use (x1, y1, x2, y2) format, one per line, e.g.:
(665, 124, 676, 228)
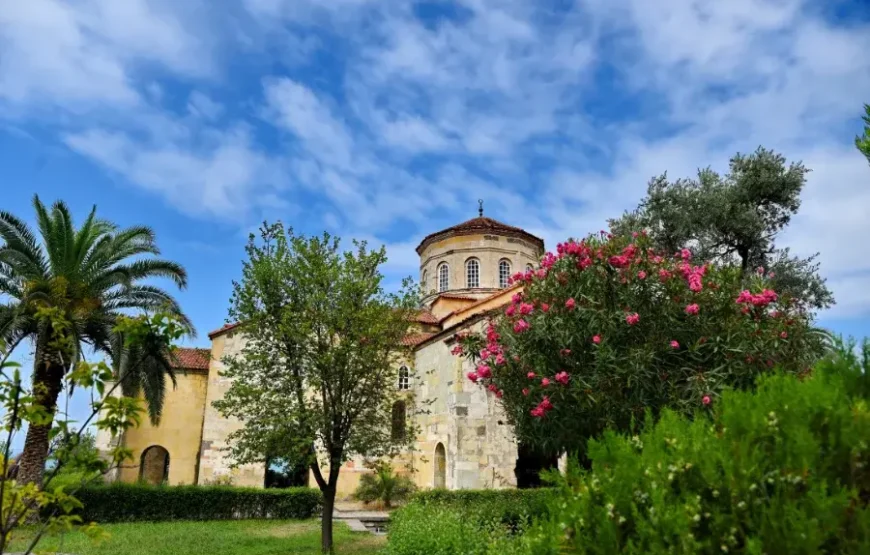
(9, 519, 386, 555)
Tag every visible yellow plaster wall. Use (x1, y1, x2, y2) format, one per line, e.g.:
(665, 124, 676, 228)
(118, 371, 208, 485)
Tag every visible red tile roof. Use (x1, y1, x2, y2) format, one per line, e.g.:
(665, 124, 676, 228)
(416, 216, 545, 254)
(412, 308, 440, 325)
(170, 347, 211, 371)
(207, 322, 242, 339)
(401, 333, 437, 347)
(435, 293, 477, 301)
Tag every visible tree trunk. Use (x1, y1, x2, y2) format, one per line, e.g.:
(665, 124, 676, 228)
(17, 361, 65, 487)
(321, 486, 336, 554)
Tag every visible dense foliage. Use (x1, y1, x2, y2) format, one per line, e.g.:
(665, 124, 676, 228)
(610, 148, 833, 311)
(386, 489, 553, 555)
(213, 223, 416, 552)
(518, 345, 870, 554)
(353, 461, 416, 508)
(72, 483, 323, 523)
(456, 231, 825, 458)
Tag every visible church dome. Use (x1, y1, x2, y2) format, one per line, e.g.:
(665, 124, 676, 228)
(417, 209, 545, 305)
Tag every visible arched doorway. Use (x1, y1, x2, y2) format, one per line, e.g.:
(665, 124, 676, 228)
(434, 443, 446, 488)
(139, 445, 170, 485)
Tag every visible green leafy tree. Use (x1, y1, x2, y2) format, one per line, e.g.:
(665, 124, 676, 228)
(0, 310, 182, 553)
(213, 223, 416, 553)
(455, 232, 826, 461)
(610, 148, 834, 311)
(0, 196, 189, 487)
(857, 104, 870, 166)
(353, 460, 416, 508)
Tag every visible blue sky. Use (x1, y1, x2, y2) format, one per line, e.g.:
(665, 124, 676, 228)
(2, 0, 870, 442)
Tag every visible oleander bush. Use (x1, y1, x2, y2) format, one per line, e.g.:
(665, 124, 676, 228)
(73, 483, 322, 522)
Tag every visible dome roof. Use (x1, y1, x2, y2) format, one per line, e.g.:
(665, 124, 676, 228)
(415, 216, 544, 255)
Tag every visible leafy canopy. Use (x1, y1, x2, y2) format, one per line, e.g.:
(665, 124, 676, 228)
(213, 223, 416, 552)
(610, 147, 833, 311)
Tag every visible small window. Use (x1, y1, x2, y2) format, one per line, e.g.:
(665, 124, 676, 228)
(438, 263, 449, 292)
(421, 270, 428, 293)
(466, 258, 480, 288)
(498, 260, 511, 288)
(391, 401, 407, 442)
(526, 264, 534, 274)
(398, 365, 410, 390)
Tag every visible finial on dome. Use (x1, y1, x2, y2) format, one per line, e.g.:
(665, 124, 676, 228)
(478, 199, 484, 217)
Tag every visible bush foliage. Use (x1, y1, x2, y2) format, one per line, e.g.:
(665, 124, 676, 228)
(456, 231, 826, 456)
(353, 461, 416, 508)
(519, 351, 870, 554)
(386, 489, 553, 555)
(73, 483, 322, 522)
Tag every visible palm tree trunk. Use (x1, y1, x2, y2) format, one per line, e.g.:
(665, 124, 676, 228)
(17, 361, 65, 487)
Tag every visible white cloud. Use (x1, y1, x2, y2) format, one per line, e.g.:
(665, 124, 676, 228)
(187, 91, 224, 121)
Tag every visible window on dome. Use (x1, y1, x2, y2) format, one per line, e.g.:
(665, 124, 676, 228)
(421, 270, 428, 293)
(466, 258, 480, 288)
(438, 263, 449, 292)
(499, 260, 511, 288)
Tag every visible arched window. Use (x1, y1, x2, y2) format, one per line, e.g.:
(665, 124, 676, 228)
(438, 263, 449, 292)
(526, 264, 534, 274)
(139, 445, 170, 485)
(421, 270, 428, 293)
(466, 258, 480, 288)
(498, 260, 511, 288)
(398, 365, 410, 390)
(391, 401, 407, 442)
(434, 443, 446, 488)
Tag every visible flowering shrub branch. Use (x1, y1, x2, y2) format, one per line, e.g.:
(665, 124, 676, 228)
(453, 231, 825, 458)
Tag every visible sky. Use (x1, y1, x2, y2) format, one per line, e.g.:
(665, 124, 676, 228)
(1, 0, 870, 442)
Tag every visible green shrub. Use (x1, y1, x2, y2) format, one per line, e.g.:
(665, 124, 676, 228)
(455, 232, 826, 458)
(353, 461, 416, 508)
(385, 502, 524, 555)
(410, 488, 553, 529)
(520, 362, 870, 554)
(73, 483, 322, 522)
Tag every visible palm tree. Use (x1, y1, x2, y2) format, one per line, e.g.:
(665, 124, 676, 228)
(0, 196, 189, 486)
(109, 328, 179, 426)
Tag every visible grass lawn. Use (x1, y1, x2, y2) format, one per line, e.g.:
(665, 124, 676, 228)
(8, 519, 386, 555)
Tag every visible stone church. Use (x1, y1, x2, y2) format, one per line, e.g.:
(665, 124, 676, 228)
(97, 212, 549, 496)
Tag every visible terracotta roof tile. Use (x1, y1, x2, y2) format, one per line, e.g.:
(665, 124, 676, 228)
(416, 216, 544, 254)
(401, 333, 437, 347)
(207, 322, 242, 339)
(170, 347, 211, 371)
(412, 308, 440, 325)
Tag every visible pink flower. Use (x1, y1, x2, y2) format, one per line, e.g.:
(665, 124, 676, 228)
(632, 231, 639, 238)
(637, 270, 647, 280)
(756, 266, 765, 275)
(670, 340, 679, 349)
(479, 348, 491, 360)
(505, 305, 516, 317)
(541, 378, 551, 387)
(522, 388, 530, 396)
(540, 397, 553, 411)
(565, 298, 576, 310)
(685, 304, 700, 315)
(768, 271, 776, 278)
(477, 364, 492, 379)
(513, 319, 530, 333)
(530, 406, 545, 418)
(511, 292, 523, 304)
(536, 268, 548, 279)
(625, 312, 640, 326)
(467, 372, 479, 383)
(495, 353, 506, 365)
(519, 302, 535, 316)
(554, 371, 570, 385)
(488, 384, 498, 393)
(609, 255, 630, 268)
(541, 303, 550, 312)
(560, 349, 571, 357)
(680, 248, 692, 261)
(780, 331, 788, 339)
(495, 390, 503, 398)
(451, 345, 464, 356)
(659, 269, 672, 282)
(702, 395, 711, 406)
(527, 371, 536, 379)
(592, 335, 601, 344)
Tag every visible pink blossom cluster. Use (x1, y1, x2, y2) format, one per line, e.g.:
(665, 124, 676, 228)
(625, 312, 640, 326)
(530, 396, 554, 418)
(677, 262, 707, 292)
(736, 289, 778, 308)
(554, 371, 570, 385)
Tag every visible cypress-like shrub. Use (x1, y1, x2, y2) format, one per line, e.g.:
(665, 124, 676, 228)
(73, 483, 322, 522)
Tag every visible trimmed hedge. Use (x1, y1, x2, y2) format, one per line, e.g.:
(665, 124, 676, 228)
(410, 488, 553, 526)
(73, 483, 322, 522)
